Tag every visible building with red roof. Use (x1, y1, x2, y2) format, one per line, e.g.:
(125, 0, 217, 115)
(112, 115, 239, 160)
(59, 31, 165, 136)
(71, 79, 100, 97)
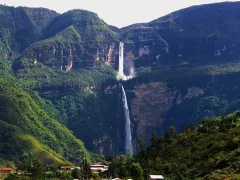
(0, 167, 13, 178)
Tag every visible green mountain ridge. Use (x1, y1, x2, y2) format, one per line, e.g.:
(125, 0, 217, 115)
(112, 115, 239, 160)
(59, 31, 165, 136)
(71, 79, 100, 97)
(0, 77, 91, 166)
(0, 5, 58, 53)
(41, 9, 118, 42)
(0, 120, 65, 166)
(122, 1, 240, 69)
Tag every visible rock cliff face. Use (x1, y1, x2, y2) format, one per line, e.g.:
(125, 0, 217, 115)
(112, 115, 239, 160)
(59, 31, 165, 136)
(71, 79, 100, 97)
(120, 27, 169, 74)
(126, 70, 240, 146)
(132, 82, 176, 141)
(121, 27, 169, 57)
(19, 10, 119, 70)
(22, 39, 119, 70)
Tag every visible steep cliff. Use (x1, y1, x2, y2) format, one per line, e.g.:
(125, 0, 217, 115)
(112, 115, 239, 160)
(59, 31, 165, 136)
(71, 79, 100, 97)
(123, 64, 240, 147)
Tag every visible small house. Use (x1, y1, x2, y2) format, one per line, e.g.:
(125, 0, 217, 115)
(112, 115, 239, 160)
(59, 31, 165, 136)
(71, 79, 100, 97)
(90, 164, 108, 173)
(149, 175, 164, 180)
(60, 166, 76, 171)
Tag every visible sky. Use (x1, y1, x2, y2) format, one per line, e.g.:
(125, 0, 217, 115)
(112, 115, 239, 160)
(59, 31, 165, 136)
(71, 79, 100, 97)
(0, 0, 238, 27)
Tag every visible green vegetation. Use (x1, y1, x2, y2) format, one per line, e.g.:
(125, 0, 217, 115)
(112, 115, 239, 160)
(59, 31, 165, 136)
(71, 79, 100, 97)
(23, 7, 58, 34)
(136, 112, 240, 179)
(107, 111, 240, 180)
(52, 89, 120, 154)
(0, 5, 57, 53)
(107, 154, 140, 179)
(15, 60, 117, 89)
(42, 9, 118, 43)
(1, 3, 240, 178)
(2, 110, 240, 179)
(126, 62, 240, 133)
(0, 120, 64, 166)
(0, 77, 91, 165)
(22, 25, 83, 65)
(134, 62, 240, 84)
(5, 156, 100, 180)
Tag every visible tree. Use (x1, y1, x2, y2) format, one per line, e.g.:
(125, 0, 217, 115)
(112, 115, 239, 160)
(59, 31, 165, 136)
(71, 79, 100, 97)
(137, 138, 146, 153)
(81, 157, 90, 179)
(72, 168, 81, 179)
(130, 163, 143, 180)
(170, 126, 178, 138)
(91, 173, 101, 180)
(151, 131, 159, 146)
(56, 170, 72, 180)
(29, 160, 43, 179)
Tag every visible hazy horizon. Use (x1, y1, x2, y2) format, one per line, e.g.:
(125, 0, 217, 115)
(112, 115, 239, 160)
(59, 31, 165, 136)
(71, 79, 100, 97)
(0, 0, 238, 27)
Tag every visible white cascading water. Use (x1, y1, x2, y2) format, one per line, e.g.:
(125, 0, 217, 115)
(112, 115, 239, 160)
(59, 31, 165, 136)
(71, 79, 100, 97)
(118, 42, 133, 154)
(120, 84, 133, 154)
(119, 42, 124, 77)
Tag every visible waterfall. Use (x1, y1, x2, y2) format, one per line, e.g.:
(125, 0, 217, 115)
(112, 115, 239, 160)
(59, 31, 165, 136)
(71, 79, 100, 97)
(118, 42, 133, 154)
(118, 42, 135, 80)
(120, 84, 133, 154)
(119, 42, 124, 77)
